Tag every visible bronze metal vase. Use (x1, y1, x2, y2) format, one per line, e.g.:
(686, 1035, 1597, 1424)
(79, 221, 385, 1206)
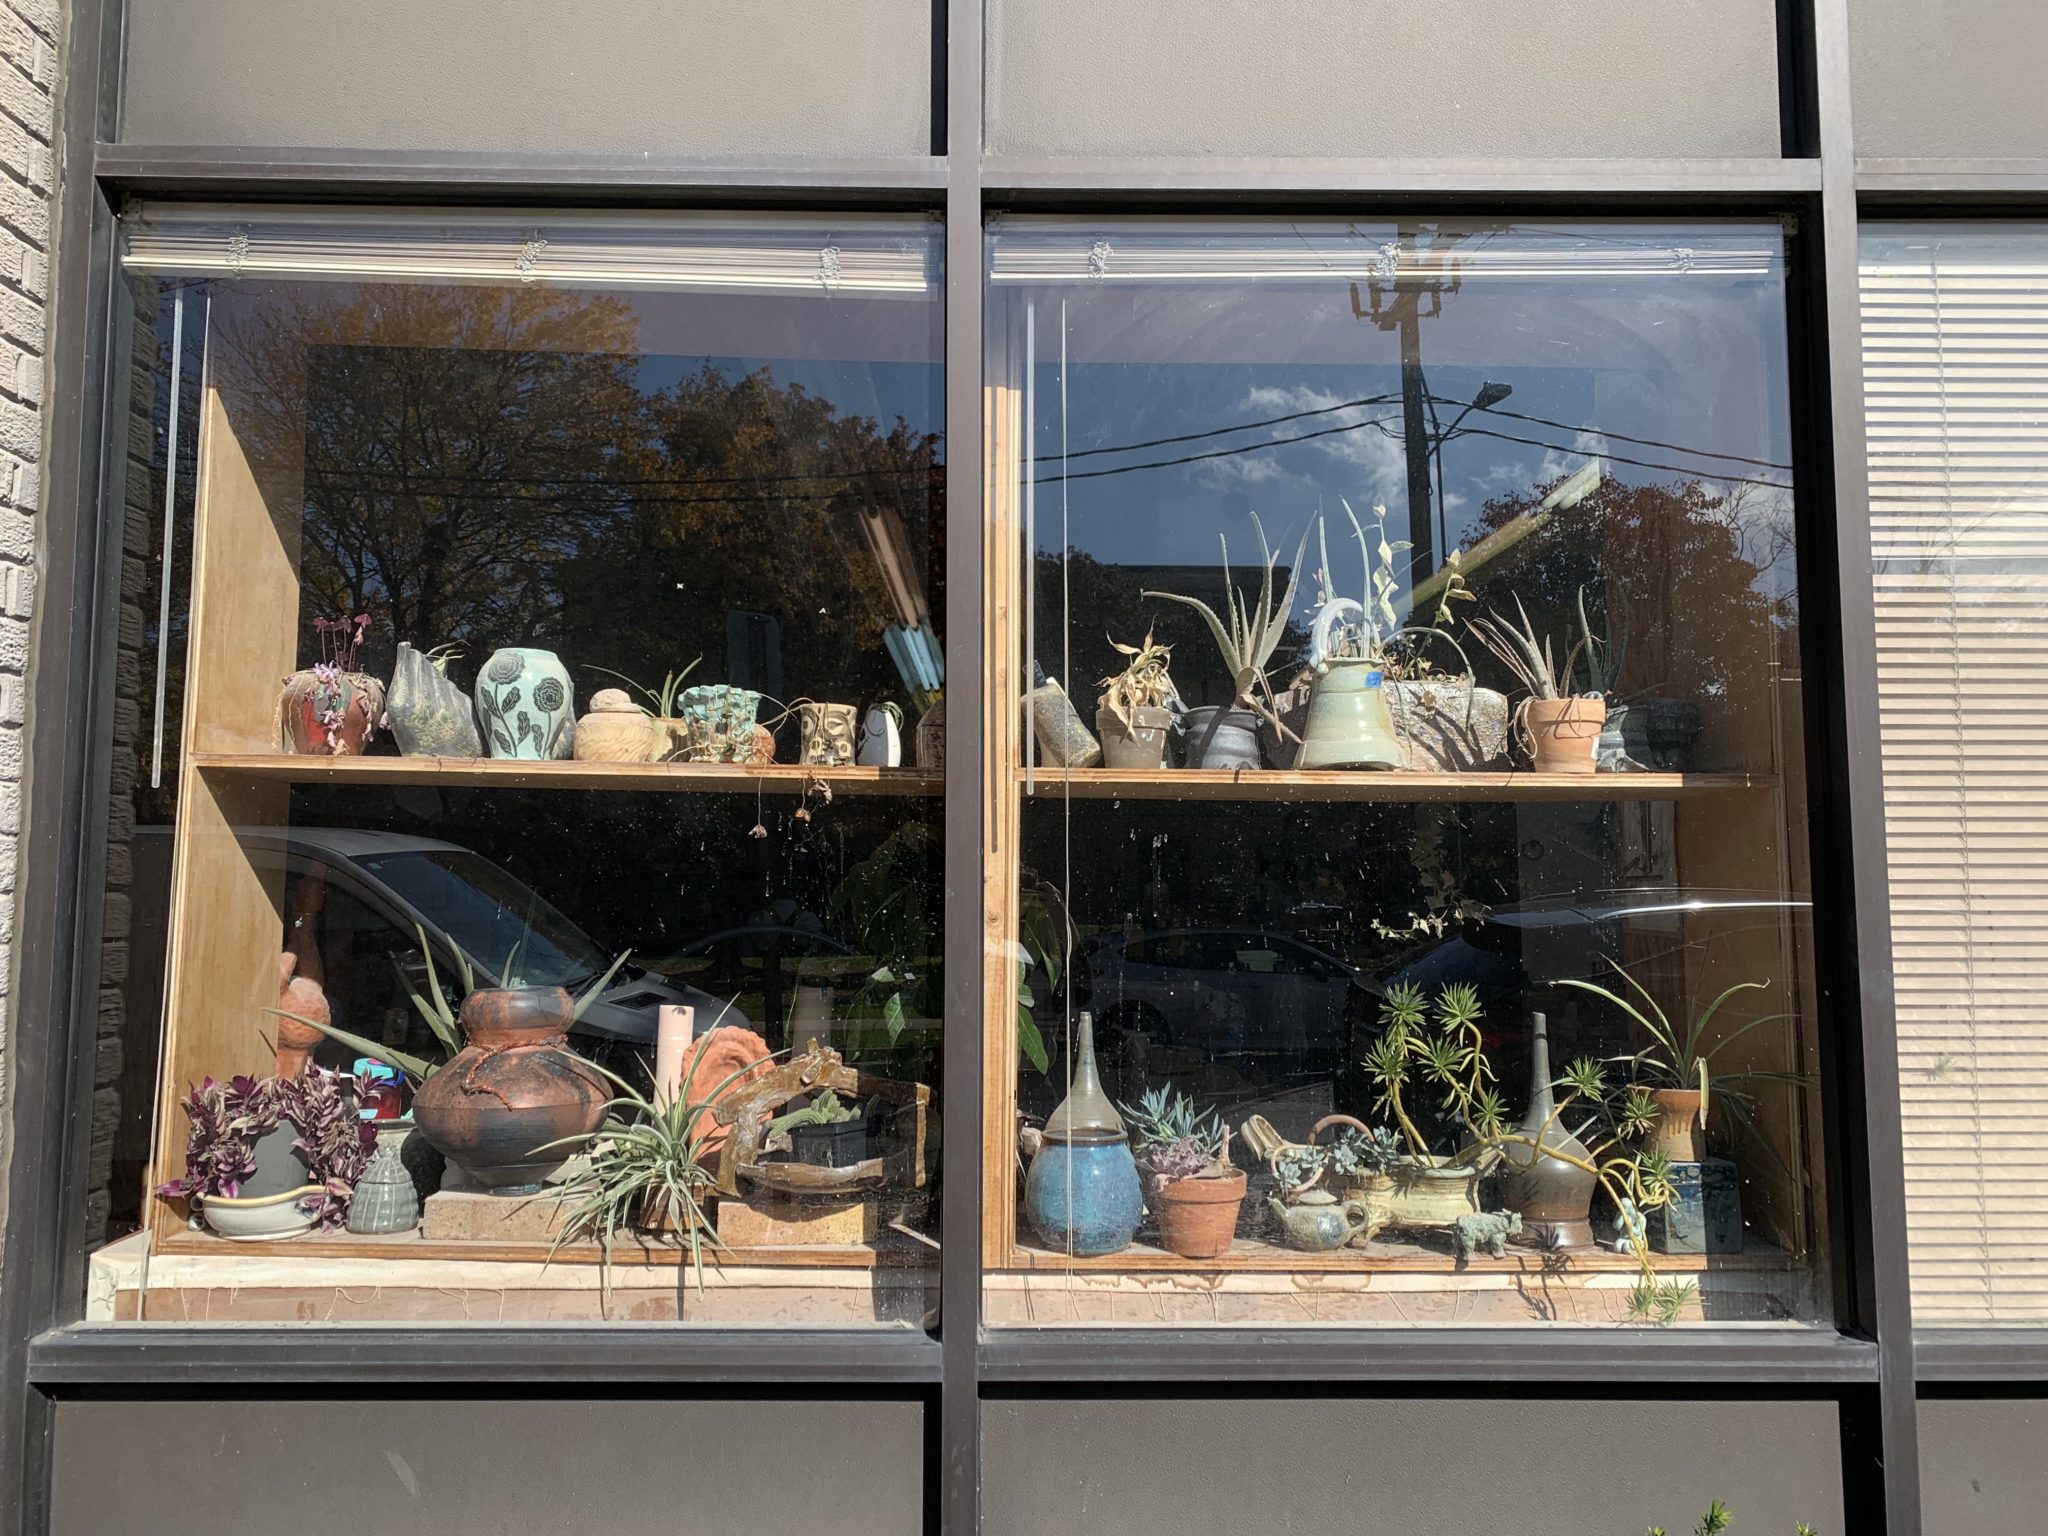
(411, 986, 609, 1195)
(1498, 1010, 1597, 1248)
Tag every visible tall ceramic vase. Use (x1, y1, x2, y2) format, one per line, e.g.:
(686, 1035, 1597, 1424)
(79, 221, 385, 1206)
(385, 642, 482, 757)
(1022, 1011, 1142, 1256)
(1498, 1010, 1597, 1248)
(475, 648, 576, 760)
(411, 986, 608, 1194)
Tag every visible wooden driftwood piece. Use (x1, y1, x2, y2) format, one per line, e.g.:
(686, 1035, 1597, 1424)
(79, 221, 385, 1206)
(710, 1038, 931, 1199)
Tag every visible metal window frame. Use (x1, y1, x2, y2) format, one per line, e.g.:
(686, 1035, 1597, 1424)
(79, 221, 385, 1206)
(9, 0, 2048, 1532)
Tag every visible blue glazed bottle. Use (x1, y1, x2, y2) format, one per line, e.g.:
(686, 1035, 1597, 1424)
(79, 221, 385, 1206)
(1023, 1011, 1142, 1256)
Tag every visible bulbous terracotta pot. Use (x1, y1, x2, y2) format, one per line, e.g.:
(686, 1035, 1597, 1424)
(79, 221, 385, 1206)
(411, 986, 608, 1194)
(1151, 1166, 1248, 1259)
(1645, 1086, 1706, 1163)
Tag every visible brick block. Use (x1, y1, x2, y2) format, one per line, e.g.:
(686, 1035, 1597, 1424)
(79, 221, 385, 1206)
(0, 63, 51, 145)
(0, 555, 32, 616)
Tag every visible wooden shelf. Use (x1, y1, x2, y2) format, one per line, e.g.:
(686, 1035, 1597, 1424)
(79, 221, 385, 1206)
(1014, 767, 1774, 802)
(156, 1225, 938, 1270)
(192, 752, 943, 797)
(1006, 1232, 1798, 1274)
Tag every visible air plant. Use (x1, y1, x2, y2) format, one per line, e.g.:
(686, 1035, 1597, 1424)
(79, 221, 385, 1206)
(1096, 627, 1179, 733)
(586, 656, 704, 718)
(1144, 514, 1308, 740)
(1466, 593, 1589, 700)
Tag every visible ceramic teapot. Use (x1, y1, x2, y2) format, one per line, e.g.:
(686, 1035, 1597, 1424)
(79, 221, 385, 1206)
(1265, 1192, 1375, 1252)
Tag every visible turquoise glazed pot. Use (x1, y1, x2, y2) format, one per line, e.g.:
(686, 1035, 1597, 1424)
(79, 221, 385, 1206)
(1024, 1130, 1143, 1256)
(476, 648, 575, 760)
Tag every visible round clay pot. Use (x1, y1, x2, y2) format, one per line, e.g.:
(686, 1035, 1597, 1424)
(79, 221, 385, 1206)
(411, 986, 609, 1194)
(574, 689, 656, 763)
(1182, 705, 1262, 770)
(1646, 1086, 1705, 1163)
(1096, 706, 1173, 770)
(1518, 695, 1607, 775)
(1151, 1166, 1248, 1258)
(279, 669, 385, 756)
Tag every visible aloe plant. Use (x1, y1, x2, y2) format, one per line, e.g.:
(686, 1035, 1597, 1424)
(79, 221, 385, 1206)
(1144, 514, 1308, 738)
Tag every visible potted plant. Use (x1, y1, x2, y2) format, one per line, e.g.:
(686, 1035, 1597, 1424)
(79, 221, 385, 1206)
(1559, 959, 1803, 1164)
(1144, 514, 1307, 769)
(1119, 1086, 1247, 1259)
(1579, 585, 1703, 772)
(1095, 627, 1179, 770)
(1467, 593, 1605, 774)
(767, 1088, 870, 1168)
(155, 1066, 374, 1239)
(583, 657, 702, 763)
(278, 613, 386, 756)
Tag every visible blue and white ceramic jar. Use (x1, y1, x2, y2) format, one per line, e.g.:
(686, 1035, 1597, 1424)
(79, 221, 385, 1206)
(476, 647, 575, 760)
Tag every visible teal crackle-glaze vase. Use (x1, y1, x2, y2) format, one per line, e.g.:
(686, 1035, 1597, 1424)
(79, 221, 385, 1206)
(1022, 1011, 1142, 1256)
(476, 648, 575, 760)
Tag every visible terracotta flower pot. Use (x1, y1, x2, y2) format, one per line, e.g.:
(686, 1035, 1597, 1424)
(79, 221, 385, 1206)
(1518, 695, 1607, 775)
(1646, 1086, 1706, 1163)
(278, 668, 385, 756)
(1151, 1166, 1248, 1258)
(411, 986, 608, 1194)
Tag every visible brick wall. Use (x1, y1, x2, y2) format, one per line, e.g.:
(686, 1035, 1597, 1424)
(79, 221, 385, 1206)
(0, 0, 59, 1255)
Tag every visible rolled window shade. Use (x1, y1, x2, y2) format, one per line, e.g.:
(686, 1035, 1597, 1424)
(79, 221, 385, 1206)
(1863, 224, 2048, 1327)
(119, 204, 940, 297)
(987, 219, 1783, 284)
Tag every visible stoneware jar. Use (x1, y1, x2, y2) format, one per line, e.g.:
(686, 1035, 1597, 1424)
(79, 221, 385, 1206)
(1496, 1011, 1597, 1247)
(475, 648, 576, 760)
(1022, 1011, 1141, 1256)
(411, 986, 608, 1194)
(346, 1122, 423, 1234)
(573, 688, 655, 763)
(671, 684, 770, 764)
(1182, 705, 1262, 770)
(385, 642, 481, 757)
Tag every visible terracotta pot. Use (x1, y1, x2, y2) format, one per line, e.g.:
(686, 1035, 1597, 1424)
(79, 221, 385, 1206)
(278, 669, 385, 756)
(1646, 1086, 1705, 1163)
(411, 986, 608, 1194)
(1096, 705, 1173, 770)
(1518, 695, 1607, 775)
(1151, 1166, 1248, 1258)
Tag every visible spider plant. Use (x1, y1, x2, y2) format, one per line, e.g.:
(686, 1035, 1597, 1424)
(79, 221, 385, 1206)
(267, 923, 630, 1085)
(585, 655, 704, 717)
(542, 1026, 782, 1309)
(1144, 513, 1308, 739)
(1466, 592, 1587, 700)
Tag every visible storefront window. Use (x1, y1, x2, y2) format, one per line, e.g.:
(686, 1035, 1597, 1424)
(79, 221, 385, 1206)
(983, 219, 1828, 1326)
(96, 207, 945, 1326)
(1863, 223, 2048, 1326)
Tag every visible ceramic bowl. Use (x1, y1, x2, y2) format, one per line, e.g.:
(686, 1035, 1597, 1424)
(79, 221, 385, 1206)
(197, 1184, 323, 1241)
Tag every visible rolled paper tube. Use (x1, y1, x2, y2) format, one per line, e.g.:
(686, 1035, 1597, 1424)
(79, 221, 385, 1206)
(654, 1003, 695, 1108)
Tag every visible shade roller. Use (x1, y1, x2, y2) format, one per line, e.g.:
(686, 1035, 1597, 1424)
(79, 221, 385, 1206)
(120, 204, 940, 296)
(988, 219, 1783, 284)
(1863, 224, 2048, 1328)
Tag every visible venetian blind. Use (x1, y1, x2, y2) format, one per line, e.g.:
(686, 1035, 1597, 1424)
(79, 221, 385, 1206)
(119, 204, 938, 296)
(1863, 225, 2048, 1326)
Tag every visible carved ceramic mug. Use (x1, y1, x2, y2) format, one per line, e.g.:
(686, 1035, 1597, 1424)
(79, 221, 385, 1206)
(799, 703, 858, 766)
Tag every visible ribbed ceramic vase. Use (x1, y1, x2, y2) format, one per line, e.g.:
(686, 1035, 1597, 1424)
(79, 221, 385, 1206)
(346, 1122, 423, 1234)
(475, 648, 575, 760)
(1023, 1011, 1142, 1256)
(1498, 1010, 1597, 1247)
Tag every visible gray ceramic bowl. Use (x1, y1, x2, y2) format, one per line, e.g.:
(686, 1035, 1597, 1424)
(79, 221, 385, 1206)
(196, 1184, 322, 1241)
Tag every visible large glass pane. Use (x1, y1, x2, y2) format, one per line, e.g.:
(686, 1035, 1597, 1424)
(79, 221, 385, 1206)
(1864, 222, 2048, 1326)
(92, 207, 945, 1326)
(984, 218, 1827, 1327)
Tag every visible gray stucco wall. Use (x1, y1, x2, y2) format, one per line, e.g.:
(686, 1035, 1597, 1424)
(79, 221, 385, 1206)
(986, 0, 1783, 159)
(50, 1396, 925, 1534)
(119, 0, 934, 157)
(1850, 0, 2048, 158)
(1920, 1397, 2048, 1534)
(983, 1396, 1846, 1536)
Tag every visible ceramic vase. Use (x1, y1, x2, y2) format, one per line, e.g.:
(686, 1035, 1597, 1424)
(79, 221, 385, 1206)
(1096, 706, 1173, 770)
(411, 986, 608, 1194)
(1518, 696, 1606, 774)
(799, 702, 859, 766)
(1182, 705, 1262, 770)
(475, 648, 575, 761)
(346, 1122, 423, 1234)
(1022, 1011, 1141, 1255)
(573, 688, 656, 763)
(385, 642, 482, 757)
(1296, 660, 1405, 770)
(670, 685, 768, 764)
(1498, 1010, 1597, 1247)
(1645, 1087, 1706, 1163)
(1597, 698, 1704, 772)
(278, 668, 385, 756)
(856, 704, 904, 767)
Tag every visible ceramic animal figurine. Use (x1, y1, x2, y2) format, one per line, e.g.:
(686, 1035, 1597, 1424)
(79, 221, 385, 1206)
(1265, 1193, 1375, 1252)
(1451, 1209, 1523, 1261)
(799, 702, 859, 767)
(385, 642, 481, 757)
(475, 648, 575, 760)
(273, 951, 327, 1080)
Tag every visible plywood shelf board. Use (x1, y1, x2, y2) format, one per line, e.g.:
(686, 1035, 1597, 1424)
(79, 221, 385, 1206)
(1005, 1233, 1798, 1274)
(155, 1226, 937, 1270)
(193, 753, 944, 795)
(1015, 768, 1776, 802)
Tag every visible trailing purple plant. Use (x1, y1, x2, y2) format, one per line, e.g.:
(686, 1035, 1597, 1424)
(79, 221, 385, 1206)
(278, 1068, 375, 1228)
(155, 1066, 373, 1228)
